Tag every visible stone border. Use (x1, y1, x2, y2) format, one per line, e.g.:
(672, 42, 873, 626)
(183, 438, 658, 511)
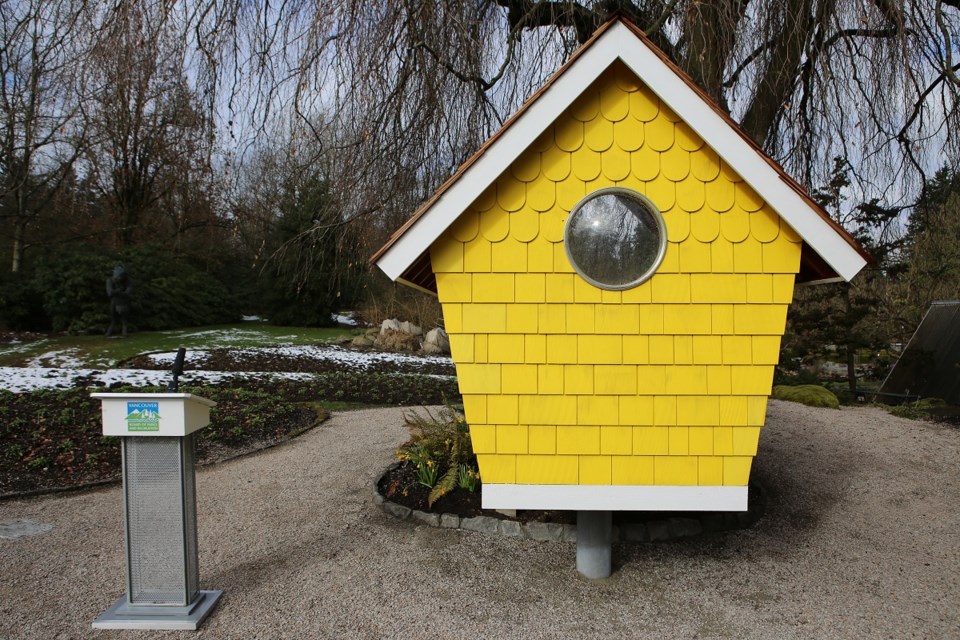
(374, 463, 765, 542)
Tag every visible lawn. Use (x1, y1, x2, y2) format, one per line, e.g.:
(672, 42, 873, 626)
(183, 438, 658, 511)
(0, 320, 358, 369)
(0, 321, 460, 497)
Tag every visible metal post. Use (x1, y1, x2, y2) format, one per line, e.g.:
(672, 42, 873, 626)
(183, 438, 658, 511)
(576, 511, 612, 579)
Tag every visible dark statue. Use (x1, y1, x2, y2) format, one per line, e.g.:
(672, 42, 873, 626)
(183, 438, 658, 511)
(105, 265, 133, 338)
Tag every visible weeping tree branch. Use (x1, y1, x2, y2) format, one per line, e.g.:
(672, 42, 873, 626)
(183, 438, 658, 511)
(899, 61, 960, 138)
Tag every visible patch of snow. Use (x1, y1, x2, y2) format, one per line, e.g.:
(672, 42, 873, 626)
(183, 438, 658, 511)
(158, 328, 302, 348)
(145, 345, 452, 371)
(0, 338, 49, 357)
(0, 367, 317, 393)
(147, 350, 212, 366)
(332, 312, 358, 326)
(242, 315, 263, 321)
(25, 349, 87, 369)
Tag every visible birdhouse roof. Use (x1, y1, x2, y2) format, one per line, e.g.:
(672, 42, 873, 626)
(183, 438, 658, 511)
(371, 17, 869, 293)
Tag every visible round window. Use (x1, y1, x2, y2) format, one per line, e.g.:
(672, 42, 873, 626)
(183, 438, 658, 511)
(563, 187, 667, 290)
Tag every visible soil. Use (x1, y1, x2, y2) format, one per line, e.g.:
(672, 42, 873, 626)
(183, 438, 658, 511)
(378, 461, 575, 524)
(1, 342, 459, 497)
(121, 345, 456, 377)
(0, 386, 321, 497)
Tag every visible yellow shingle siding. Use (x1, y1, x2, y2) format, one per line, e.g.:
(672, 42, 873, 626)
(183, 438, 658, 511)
(431, 62, 800, 488)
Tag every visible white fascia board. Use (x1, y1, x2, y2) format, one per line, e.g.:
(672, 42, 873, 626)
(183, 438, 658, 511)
(482, 483, 748, 512)
(376, 33, 626, 281)
(378, 22, 866, 283)
(608, 26, 867, 282)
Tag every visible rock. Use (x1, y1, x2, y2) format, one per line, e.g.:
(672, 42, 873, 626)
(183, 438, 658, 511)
(499, 520, 523, 538)
(334, 335, 352, 345)
(381, 318, 401, 333)
(647, 520, 671, 542)
(412, 510, 441, 527)
(668, 517, 703, 539)
(350, 335, 374, 348)
(374, 328, 421, 353)
(440, 513, 460, 529)
(382, 502, 412, 520)
(523, 521, 562, 541)
(461, 516, 500, 534)
(398, 321, 423, 336)
(619, 522, 648, 542)
(422, 327, 450, 355)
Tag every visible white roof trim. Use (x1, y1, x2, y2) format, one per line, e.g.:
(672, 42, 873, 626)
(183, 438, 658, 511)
(377, 21, 867, 283)
(482, 483, 748, 512)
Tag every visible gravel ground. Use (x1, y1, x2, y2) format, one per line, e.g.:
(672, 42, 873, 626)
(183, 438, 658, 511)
(1, 400, 958, 639)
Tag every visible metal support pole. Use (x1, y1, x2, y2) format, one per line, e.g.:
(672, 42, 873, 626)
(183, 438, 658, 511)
(576, 510, 612, 579)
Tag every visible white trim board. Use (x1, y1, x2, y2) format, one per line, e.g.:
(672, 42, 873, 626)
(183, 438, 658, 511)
(376, 20, 867, 285)
(482, 484, 748, 512)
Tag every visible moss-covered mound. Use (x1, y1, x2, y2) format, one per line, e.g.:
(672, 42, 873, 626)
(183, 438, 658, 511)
(772, 384, 840, 409)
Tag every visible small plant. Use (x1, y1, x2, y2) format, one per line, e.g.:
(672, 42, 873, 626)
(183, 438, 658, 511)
(99, 435, 118, 447)
(401, 443, 439, 487)
(58, 439, 75, 452)
(396, 403, 480, 505)
(84, 453, 99, 466)
(457, 464, 481, 492)
(4, 443, 25, 461)
(28, 456, 51, 470)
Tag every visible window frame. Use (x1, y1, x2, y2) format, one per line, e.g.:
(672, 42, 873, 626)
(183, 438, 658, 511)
(562, 187, 669, 291)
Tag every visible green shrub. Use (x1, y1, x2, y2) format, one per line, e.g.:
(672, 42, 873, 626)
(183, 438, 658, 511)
(886, 397, 948, 420)
(28, 244, 241, 333)
(772, 384, 840, 409)
(0, 269, 48, 331)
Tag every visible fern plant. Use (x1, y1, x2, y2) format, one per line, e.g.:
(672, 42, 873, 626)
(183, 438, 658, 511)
(398, 402, 481, 507)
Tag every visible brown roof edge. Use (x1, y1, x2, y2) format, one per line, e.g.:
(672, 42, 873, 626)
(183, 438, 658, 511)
(368, 18, 621, 268)
(371, 15, 871, 278)
(615, 20, 872, 268)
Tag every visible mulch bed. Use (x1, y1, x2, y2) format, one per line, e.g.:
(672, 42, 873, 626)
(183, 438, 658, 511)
(0, 386, 321, 497)
(121, 346, 457, 377)
(378, 461, 575, 524)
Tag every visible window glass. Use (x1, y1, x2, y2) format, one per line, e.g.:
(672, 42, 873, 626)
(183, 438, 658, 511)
(563, 188, 667, 290)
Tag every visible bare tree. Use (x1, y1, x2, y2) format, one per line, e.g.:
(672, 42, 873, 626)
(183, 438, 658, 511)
(210, 0, 959, 216)
(0, 0, 87, 271)
(82, 1, 214, 249)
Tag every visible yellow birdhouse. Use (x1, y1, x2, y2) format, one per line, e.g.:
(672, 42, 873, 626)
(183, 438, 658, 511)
(372, 18, 868, 514)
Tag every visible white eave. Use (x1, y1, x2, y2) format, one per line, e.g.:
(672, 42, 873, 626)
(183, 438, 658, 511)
(375, 20, 868, 284)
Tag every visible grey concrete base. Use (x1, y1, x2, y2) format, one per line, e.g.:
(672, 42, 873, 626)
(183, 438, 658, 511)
(576, 511, 612, 579)
(92, 590, 222, 630)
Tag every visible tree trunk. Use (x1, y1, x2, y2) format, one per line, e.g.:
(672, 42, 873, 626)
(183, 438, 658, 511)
(739, 0, 817, 145)
(843, 285, 857, 393)
(11, 219, 26, 273)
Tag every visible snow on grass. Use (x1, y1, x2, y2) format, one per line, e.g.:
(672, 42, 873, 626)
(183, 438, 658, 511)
(163, 328, 303, 345)
(25, 349, 87, 369)
(0, 367, 318, 393)
(0, 338, 50, 358)
(1, 344, 453, 392)
(146, 345, 453, 369)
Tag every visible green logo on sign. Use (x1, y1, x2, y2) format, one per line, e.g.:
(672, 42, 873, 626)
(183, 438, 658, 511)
(126, 401, 161, 432)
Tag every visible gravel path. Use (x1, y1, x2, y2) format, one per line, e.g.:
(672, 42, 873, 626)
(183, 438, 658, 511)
(1, 400, 958, 639)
